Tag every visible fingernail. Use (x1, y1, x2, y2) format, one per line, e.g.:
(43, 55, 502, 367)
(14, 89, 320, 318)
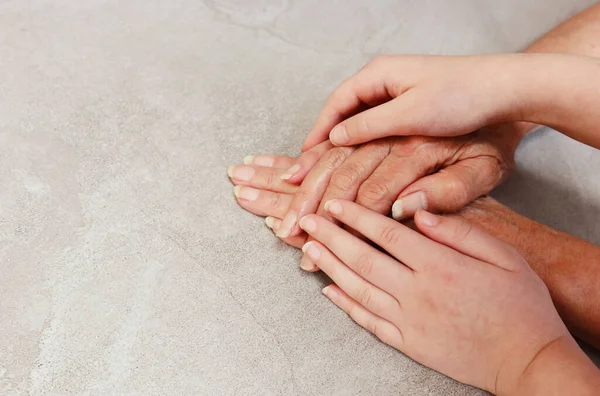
(322, 285, 337, 300)
(300, 255, 317, 271)
(299, 215, 317, 233)
(302, 241, 321, 262)
(229, 165, 255, 182)
(243, 155, 254, 165)
(234, 185, 259, 201)
(276, 211, 297, 238)
(392, 192, 427, 220)
(253, 156, 274, 167)
(417, 210, 439, 227)
(324, 199, 342, 215)
(329, 125, 349, 145)
(265, 216, 276, 228)
(280, 164, 301, 180)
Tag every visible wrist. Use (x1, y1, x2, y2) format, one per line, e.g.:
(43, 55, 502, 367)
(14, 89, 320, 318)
(516, 54, 600, 142)
(507, 335, 600, 396)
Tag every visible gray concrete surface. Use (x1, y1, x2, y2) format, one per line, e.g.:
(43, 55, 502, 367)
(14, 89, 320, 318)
(1, 0, 598, 395)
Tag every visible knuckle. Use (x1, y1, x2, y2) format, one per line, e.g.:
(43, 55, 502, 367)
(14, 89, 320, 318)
(443, 176, 470, 208)
(293, 188, 313, 205)
(264, 170, 276, 188)
(379, 225, 402, 246)
(322, 147, 352, 170)
(354, 252, 374, 278)
(357, 287, 373, 308)
(268, 192, 283, 209)
(369, 54, 390, 69)
(358, 180, 390, 203)
(330, 164, 363, 191)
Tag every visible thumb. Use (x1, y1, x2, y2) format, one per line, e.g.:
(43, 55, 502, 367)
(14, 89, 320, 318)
(391, 158, 505, 221)
(328, 97, 414, 146)
(414, 210, 523, 271)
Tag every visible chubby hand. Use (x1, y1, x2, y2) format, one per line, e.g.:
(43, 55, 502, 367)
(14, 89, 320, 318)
(229, 126, 521, 269)
(299, 199, 571, 395)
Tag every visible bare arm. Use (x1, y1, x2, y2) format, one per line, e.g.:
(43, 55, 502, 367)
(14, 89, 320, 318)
(476, 4, 600, 347)
(508, 2, 600, 140)
(455, 197, 600, 349)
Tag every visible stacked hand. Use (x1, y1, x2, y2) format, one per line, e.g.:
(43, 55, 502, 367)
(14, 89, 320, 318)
(230, 125, 522, 269)
(228, 53, 600, 393)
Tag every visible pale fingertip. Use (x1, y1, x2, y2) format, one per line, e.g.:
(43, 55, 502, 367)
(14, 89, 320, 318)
(276, 211, 297, 238)
(322, 285, 338, 300)
(228, 165, 255, 182)
(280, 164, 301, 180)
(301, 241, 312, 254)
(253, 156, 275, 167)
(300, 255, 317, 271)
(416, 210, 439, 227)
(243, 155, 254, 165)
(393, 192, 427, 220)
(301, 241, 321, 262)
(324, 199, 342, 215)
(391, 200, 403, 220)
(265, 216, 276, 229)
(329, 125, 349, 145)
(234, 185, 259, 201)
(298, 215, 317, 233)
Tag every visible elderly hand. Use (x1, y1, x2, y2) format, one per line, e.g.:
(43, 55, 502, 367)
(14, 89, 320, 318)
(229, 124, 523, 269)
(298, 199, 596, 395)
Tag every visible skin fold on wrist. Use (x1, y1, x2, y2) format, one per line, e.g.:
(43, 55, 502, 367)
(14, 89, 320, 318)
(508, 335, 600, 396)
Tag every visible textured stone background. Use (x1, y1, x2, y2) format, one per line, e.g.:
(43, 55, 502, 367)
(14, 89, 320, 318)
(1, 0, 598, 395)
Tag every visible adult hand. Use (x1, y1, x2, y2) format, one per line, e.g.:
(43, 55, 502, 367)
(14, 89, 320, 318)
(298, 199, 598, 395)
(230, 124, 523, 270)
(301, 53, 544, 151)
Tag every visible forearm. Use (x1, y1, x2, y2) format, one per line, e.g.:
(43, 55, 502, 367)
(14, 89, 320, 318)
(454, 197, 600, 348)
(507, 2, 600, 140)
(520, 54, 600, 149)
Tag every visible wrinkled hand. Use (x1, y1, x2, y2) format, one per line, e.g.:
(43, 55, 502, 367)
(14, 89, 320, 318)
(229, 125, 522, 270)
(298, 199, 571, 395)
(301, 53, 539, 150)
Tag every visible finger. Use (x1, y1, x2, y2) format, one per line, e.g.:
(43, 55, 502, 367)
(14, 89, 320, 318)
(228, 165, 299, 194)
(302, 239, 403, 324)
(321, 284, 403, 350)
(302, 57, 396, 152)
(323, 199, 444, 271)
(265, 217, 307, 250)
(299, 236, 319, 272)
(280, 140, 334, 184)
(276, 146, 355, 239)
(234, 186, 293, 219)
(298, 214, 411, 296)
(392, 158, 505, 220)
(356, 143, 432, 216)
(414, 210, 523, 272)
(328, 88, 484, 147)
(300, 141, 391, 271)
(243, 154, 296, 169)
(320, 141, 390, 216)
